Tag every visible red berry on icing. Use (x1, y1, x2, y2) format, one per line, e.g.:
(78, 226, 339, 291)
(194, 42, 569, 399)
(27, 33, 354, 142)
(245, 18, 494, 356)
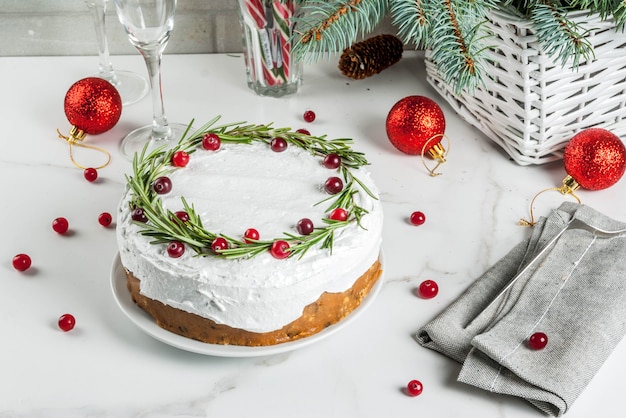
(84, 167, 98, 182)
(406, 380, 423, 397)
(410, 211, 426, 226)
(328, 208, 348, 221)
(529, 332, 548, 350)
(202, 133, 221, 151)
(270, 240, 290, 259)
(58, 314, 76, 332)
(324, 176, 344, 194)
(174, 211, 190, 223)
(171, 150, 190, 167)
(296, 128, 311, 135)
(98, 212, 112, 227)
(271, 137, 288, 152)
(296, 218, 314, 235)
(211, 237, 229, 253)
(167, 241, 185, 258)
(303, 110, 316, 123)
(12, 254, 32, 272)
(52, 217, 69, 234)
(418, 280, 439, 299)
(153, 176, 172, 194)
(131, 207, 148, 223)
(243, 228, 260, 244)
(322, 153, 341, 169)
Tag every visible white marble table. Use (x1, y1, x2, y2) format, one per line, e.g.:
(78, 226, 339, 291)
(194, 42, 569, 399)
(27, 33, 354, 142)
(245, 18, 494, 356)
(1, 52, 625, 417)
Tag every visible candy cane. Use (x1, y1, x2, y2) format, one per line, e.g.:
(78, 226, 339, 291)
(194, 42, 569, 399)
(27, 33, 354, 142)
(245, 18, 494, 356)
(244, 0, 275, 85)
(272, 0, 294, 80)
(245, 0, 266, 29)
(243, 0, 297, 87)
(262, 65, 280, 86)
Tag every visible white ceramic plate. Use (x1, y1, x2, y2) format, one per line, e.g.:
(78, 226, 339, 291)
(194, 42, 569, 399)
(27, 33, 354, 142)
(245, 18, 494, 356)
(110, 253, 384, 357)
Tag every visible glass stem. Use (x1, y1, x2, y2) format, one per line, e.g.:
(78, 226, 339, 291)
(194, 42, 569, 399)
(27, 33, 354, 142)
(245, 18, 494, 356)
(87, 1, 119, 86)
(140, 45, 171, 141)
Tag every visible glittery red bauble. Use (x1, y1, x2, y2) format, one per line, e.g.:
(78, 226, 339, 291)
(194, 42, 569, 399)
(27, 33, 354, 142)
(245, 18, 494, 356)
(64, 77, 122, 135)
(385, 96, 446, 155)
(563, 128, 626, 190)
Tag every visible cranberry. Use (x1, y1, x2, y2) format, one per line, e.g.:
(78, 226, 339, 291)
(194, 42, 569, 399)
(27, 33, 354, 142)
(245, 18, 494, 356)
(243, 228, 260, 244)
(202, 133, 221, 151)
(296, 218, 314, 235)
(418, 280, 439, 299)
(131, 207, 148, 223)
(167, 241, 185, 258)
(328, 208, 348, 221)
(12, 254, 32, 272)
(58, 314, 76, 332)
(174, 211, 189, 223)
(528, 332, 548, 350)
(153, 176, 172, 194)
(270, 240, 290, 259)
(98, 212, 113, 227)
(406, 379, 423, 397)
(322, 153, 341, 169)
(296, 128, 310, 135)
(211, 237, 229, 253)
(303, 110, 316, 123)
(84, 167, 98, 182)
(410, 211, 426, 226)
(270, 137, 288, 152)
(171, 150, 190, 167)
(52, 217, 69, 234)
(324, 177, 344, 194)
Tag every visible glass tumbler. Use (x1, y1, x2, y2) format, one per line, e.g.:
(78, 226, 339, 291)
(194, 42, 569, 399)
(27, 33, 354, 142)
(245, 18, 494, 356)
(238, 0, 302, 97)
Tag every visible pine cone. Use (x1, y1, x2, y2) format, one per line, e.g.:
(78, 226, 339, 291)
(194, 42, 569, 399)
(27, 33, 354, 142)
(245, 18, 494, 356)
(338, 34, 404, 80)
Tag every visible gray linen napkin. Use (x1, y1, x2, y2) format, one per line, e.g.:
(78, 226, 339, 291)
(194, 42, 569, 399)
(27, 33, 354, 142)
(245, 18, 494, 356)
(416, 202, 626, 416)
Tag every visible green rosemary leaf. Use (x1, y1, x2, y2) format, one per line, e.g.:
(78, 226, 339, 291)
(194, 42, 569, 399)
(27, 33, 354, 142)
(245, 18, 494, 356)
(125, 116, 376, 260)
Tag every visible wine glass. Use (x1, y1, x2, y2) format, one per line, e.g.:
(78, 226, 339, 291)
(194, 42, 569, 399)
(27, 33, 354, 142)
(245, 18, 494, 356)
(113, 0, 188, 158)
(85, 0, 149, 106)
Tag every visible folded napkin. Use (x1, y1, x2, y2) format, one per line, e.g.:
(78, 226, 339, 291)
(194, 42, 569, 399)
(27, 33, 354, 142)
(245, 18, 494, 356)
(416, 202, 626, 416)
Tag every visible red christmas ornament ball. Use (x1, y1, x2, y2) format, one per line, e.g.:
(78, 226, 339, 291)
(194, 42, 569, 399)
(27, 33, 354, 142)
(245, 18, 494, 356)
(563, 128, 626, 190)
(386, 96, 445, 155)
(64, 77, 122, 135)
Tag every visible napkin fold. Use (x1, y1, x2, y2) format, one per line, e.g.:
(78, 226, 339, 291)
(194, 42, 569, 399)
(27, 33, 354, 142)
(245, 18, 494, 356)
(416, 202, 626, 416)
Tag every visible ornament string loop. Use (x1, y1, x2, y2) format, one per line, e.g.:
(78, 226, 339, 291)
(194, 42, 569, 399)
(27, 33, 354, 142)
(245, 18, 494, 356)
(421, 133, 449, 177)
(519, 175, 581, 227)
(57, 126, 111, 170)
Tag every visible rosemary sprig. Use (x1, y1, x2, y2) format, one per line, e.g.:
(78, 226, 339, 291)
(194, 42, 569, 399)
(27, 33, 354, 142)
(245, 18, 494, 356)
(126, 116, 377, 259)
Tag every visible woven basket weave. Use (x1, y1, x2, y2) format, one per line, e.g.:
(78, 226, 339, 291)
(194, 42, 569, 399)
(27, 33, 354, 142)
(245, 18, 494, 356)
(425, 8, 626, 165)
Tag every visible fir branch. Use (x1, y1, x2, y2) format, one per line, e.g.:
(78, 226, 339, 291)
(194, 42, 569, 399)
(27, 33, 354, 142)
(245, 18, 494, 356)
(617, 1, 626, 29)
(529, 1, 594, 67)
(422, 0, 495, 93)
(295, 0, 623, 92)
(126, 116, 378, 260)
(391, 0, 430, 48)
(292, 0, 390, 60)
(568, 0, 626, 28)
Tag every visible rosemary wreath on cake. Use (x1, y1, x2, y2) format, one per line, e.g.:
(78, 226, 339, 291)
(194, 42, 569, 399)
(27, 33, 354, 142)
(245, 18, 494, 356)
(126, 116, 377, 260)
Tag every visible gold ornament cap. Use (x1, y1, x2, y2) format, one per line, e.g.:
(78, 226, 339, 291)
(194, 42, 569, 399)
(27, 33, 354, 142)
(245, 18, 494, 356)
(421, 134, 449, 177)
(559, 175, 581, 195)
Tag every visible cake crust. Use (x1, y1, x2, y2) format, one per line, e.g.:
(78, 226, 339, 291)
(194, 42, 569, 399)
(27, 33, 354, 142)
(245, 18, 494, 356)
(125, 259, 382, 346)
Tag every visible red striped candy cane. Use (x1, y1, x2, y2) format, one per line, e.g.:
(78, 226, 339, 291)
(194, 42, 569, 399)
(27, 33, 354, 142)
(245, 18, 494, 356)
(244, 0, 275, 85)
(245, 0, 266, 29)
(272, 0, 294, 80)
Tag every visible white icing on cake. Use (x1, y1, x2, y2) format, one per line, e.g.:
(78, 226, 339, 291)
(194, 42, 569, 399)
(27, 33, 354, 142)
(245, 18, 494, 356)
(116, 141, 383, 333)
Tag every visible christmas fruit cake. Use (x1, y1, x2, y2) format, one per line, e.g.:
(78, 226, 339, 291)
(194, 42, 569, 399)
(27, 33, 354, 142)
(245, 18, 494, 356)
(116, 117, 384, 346)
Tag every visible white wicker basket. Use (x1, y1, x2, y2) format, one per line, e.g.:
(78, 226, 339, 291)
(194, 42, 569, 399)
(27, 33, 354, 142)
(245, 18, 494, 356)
(425, 8, 626, 165)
